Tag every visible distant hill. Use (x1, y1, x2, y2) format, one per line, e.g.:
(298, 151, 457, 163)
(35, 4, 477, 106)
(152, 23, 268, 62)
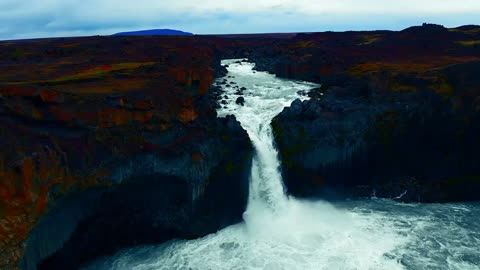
(401, 23, 447, 33)
(454, 24, 480, 31)
(112, 29, 193, 36)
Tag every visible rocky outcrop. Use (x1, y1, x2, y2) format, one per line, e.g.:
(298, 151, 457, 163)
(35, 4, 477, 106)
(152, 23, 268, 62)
(272, 62, 480, 202)
(32, 115, 252, 270)
(235, 97, 245, 106)
(0, 36, 252, 270)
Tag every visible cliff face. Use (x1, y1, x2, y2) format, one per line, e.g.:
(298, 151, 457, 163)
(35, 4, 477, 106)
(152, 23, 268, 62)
(272, 66, 480, 202)
(0, 36, 253, 269)
(262, 25, 480, 202)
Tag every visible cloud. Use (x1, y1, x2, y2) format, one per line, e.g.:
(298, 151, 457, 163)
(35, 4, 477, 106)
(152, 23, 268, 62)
(1, 0, 479, 40)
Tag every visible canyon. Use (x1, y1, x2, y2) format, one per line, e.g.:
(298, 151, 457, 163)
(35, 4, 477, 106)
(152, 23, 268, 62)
(0, 23, 479, 269)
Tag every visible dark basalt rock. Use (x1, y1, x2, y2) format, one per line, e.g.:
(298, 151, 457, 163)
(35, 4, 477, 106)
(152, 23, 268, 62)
(297, 90, 308, 96)
(29, 115, 253, 270)
(236, 97, 245, 106)
(272, 63, 480, 202)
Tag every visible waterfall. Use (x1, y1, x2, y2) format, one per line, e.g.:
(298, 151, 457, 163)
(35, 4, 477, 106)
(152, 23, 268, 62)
(85, 59, 480, 270)
(216, 59, 314, 215)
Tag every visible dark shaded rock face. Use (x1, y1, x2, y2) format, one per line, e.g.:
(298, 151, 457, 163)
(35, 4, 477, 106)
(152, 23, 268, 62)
(29, 116, 252, 270)
(272, 62, 480, 203)
(22, 116, 253, 270)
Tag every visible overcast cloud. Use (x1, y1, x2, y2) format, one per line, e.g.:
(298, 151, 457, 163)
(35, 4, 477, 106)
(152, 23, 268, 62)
(1, 0, 479, 40)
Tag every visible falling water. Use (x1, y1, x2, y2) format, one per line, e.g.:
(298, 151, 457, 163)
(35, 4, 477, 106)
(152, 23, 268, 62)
(215, 59, 316, 215)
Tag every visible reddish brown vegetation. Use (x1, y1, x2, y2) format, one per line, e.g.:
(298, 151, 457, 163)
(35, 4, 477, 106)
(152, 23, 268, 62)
(0, 35, 221, 268)
(247, 25, 480, 100)
(0, 149, 106, 269)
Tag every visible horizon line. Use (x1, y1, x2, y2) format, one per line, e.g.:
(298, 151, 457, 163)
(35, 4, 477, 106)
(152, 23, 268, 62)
(1, 23, 479, 42)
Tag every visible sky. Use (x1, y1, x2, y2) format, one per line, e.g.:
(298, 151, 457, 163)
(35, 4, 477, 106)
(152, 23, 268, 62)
(1, 0, 480, 40)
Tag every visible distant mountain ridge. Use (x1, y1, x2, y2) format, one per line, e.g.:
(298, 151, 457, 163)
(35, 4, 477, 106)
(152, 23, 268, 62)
(112, 29, 193, 36)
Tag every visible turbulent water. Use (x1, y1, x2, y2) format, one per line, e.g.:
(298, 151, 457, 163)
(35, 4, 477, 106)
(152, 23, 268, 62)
(85, 60, 480, 270)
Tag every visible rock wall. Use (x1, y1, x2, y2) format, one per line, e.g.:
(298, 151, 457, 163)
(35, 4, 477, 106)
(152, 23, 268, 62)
(0, 36, 253, 270)
(272, 75, 480, 202)
(34, 116, 252, 270)
(270, 62, 480, 202)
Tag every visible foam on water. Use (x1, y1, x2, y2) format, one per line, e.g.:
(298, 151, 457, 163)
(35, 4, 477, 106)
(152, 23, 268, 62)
(85, 60, 480, 270)
(215, 60, 316, 212)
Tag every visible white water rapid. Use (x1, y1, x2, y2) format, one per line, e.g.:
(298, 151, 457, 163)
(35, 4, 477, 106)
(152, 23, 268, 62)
(216, 59, 316, 216)
(85, 60, 480, 270)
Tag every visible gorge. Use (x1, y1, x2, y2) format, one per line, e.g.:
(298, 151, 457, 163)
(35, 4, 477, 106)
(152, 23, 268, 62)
(1, 23, 480, 270)
(85, 60, 480, 270)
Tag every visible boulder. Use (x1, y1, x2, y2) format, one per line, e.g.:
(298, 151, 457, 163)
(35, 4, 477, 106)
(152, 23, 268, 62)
(236, 97, 245, 106)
